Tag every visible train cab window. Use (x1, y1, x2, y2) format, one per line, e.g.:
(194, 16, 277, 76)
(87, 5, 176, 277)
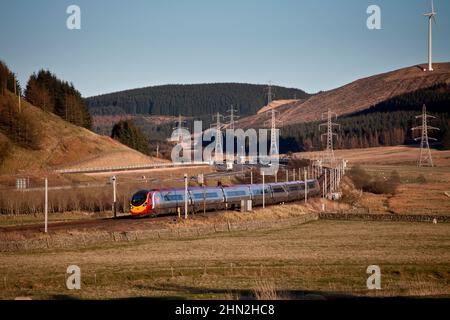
(307, 182, 316, 189)
(131, 191, 148, 206)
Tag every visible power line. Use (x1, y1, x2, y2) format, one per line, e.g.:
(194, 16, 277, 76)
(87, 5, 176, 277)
(412, 104, 439, 167)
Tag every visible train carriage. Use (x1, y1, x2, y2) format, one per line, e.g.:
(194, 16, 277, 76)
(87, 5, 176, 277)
(130, 178, 322, 218)
(222, 185, 252, 210)
(248, 184, 271, 206)
(268, 183, 289, 204)
(189, 186, 225, 212)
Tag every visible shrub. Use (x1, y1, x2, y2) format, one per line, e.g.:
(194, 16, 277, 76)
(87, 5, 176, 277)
(416, 174, 427, 184)
(348, 166, 400, 195)
(348, 165, 372, 190)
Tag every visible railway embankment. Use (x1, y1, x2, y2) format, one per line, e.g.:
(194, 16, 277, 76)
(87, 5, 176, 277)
(0, 213, 319, 252)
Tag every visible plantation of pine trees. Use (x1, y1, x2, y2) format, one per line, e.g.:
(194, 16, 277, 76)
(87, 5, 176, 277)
(25, 70, 92, 129)
(111, 120, 151, 156)
(86, 83, 309, 120)
(0, 62, 41, 162)
(281, 85, 450, 152)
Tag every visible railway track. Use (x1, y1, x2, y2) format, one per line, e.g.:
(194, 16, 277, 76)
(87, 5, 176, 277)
(0, 213, 179, 236)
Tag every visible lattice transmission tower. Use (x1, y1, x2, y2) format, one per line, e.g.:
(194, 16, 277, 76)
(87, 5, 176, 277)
(211, 112, 224, 162)
(264, 82, 282, 157)
(173, 114, 189, 143)
(319, 109, 340, 164)
(412, 104, 439, 167)
(225, 104, 239, 130)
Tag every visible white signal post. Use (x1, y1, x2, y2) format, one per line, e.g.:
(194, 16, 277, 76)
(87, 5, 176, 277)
(44, 178, 48, 233)
(184, 174, 188, 219)
(262, 171, 265, 208)
(112, 176, 117, 218)
(304, 169, 308, 204)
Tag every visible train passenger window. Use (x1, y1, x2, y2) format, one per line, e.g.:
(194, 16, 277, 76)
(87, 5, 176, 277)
(193, 193, 204, 199)
(205, 192, 219, 198)
(272, 187, 285, 193)
(163, 194, 183, 201)
(226, 190, 247, 197)
(288, 185, 299, 191)
(252, 188, 269, 195)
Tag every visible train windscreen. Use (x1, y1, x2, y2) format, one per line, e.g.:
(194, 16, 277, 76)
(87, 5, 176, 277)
(131, 190, 148, 206)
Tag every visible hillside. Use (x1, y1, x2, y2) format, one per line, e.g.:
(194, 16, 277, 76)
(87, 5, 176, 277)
(0, 92, 162, 176)
(86, 83, 310, 121)
(237, 63, 450, 128)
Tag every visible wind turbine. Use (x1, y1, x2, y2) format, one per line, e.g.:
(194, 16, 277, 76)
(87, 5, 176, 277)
(424, 0, 437, 71)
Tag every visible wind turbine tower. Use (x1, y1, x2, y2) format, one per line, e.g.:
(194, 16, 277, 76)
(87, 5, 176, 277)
(424, 0, 437, 72)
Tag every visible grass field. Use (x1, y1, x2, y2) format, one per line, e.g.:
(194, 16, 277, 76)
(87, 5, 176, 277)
(299, 146, 450, 215)
(1, 219, 448, 300)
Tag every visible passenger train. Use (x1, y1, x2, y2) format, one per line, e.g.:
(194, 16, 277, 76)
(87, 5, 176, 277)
(130, 179, 321, 217)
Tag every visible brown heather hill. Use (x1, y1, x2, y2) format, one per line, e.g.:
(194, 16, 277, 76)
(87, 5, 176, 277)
(237, 62, 450, 128)
(0, 92, 163, 176)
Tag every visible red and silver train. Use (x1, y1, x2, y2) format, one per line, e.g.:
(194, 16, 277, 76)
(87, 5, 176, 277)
(130, 179, 321, 217)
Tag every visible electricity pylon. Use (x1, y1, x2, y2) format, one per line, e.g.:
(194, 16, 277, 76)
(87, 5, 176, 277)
(225, 104, 239, 130)
(211, 112, 224, 162)
(264, 82, 281, 157)
(319, 109, 340, 164)
(173, 114, 188, 142)
(265, 81, 275, 106)
(412, 104, 439, 167)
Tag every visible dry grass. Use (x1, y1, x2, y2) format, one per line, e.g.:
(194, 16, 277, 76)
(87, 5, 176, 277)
(253, 280, 284, 300)
(0, 220, 448, 299)
(298, 146, 450, 167)
(0, 96, 156, 175)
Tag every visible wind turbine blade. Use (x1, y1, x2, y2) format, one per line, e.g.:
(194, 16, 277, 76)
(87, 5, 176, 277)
(432, 0, 435, 13)
(432, 15, 436, 24)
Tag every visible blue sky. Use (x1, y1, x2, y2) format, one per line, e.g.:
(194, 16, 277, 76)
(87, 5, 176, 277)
(1, 0, 449, 97)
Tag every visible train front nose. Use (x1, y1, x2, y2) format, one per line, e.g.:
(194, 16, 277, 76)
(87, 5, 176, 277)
(130, 190, 152, 217)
